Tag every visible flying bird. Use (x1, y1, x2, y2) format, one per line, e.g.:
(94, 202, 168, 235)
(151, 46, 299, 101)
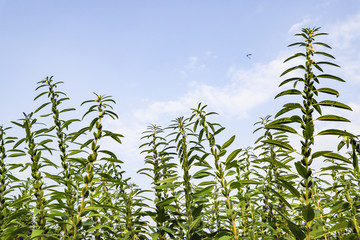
(246, 54, 252, 59)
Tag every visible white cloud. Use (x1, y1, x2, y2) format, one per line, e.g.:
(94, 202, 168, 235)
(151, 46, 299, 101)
(325, 13, 360, 84)
(186, 56, 205, 71)
(288, 17, 311, 35)
(133, 50, 294, 124)
(205, 50, 212, 56)
(329, 13, 360, 50)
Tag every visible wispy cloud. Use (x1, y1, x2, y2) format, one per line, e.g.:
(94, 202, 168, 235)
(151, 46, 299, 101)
(187, 56, 205, 70)
(327, 13, 360, 84)
(328, 13, 360, 50)
(288, 17, 311, 35)
(133, 51, 293, 124)
(180, 52, 216, 78)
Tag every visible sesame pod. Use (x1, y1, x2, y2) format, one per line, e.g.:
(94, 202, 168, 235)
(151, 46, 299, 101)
(77, 220, 82, 228)
(301, 159, 306, 166)
(87, 164, 92, 173)
(88, 172, 93, 182)
(84, 175, 89, 184)
(84, 189, 89, 198)
(306, 169, 312, 178)
(82, 187, 87, 196)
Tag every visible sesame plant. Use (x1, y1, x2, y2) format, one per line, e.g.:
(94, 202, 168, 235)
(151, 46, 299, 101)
(0, 27, 359, 239)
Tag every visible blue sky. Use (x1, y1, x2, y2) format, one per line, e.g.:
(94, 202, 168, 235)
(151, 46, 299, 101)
(1, 0, 360, 186)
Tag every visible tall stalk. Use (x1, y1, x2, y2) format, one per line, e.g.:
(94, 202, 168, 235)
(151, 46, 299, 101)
(34, 76, 79, 238)
(269, 27, 353, 238)
(72, 93, 120, 239)
(191, 104, 240, 238)
(139, 124, 172, 239)
(0, 126, 13, 236)
(12, 113, 50, 239)
(169, 117, 193, 239)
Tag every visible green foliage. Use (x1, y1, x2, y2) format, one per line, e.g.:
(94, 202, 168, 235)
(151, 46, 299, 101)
(0, 27, 359, 240)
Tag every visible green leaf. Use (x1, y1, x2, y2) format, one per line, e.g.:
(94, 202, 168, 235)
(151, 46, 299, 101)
(303, 122, 314, 139)
(2, 226, 30, 239)
(266, 124, 298, 134)
(102, 130, 123, 144)
(157, 197, 176, 206)
(314, 51, 335, 59)
(9, 195, 31, 207)
(285, 218, 306, 240)
(317, 129, 355, 138)
(99, 150, 117, 159)
(330, 201, 350, 214)
(87, 224, 115, 233)
(33, 91, 48, 101)
(288, 42, 307, 47)
(312, 42, 332, 49)
(8, 152, 26, 157)
(328, 220, 350, 233)
(311, 219, 325, 238)
(226, 149, 242, 164)
(262, 140, 295, 152)
(189, 215, 202, 232)
(218, 236, 232, 240)
(34, 102, 51, 113)
(280, 65, 305, 77)
(312, 62, 323, 72)
(279, 77, 303, 87)
(257, 157, 291, 170)
(316, 100, 352, 110)
(321, 165, 348, 171)
(316, 87, 339, 97)
(278, 179, 300, 198)
(156, 176, 178, 184)
(193, 168, 213, 179)
(153, 183, 177, 190)
(275, 89, 302, 99)
(151, 233, 159, 240)
(315, 115, 350, 122)
(275, 103, 304, 118)
(311, 150, 332, 160)
(269, 187, 293, 209)
(302, 204, 315, 222)
(59, 107, 76, 113)
(269, 116, 302, 125)
(316, 61, 340, 68)
(295, 161, 307, 179)
(316, 74, 345, 82)
(221, 135, 235, 150)
(283, 53, 306, 63)
(3, 209, 29, 224)
(31, 229, 44, 239)
(238, 180, 260, 185)
(323, 152, 352, 164)
(193, 185, 214, 198)
(157, 226, 175, 235)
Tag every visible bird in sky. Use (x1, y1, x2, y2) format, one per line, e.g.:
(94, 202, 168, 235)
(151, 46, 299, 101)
(246, 54, 252, 59)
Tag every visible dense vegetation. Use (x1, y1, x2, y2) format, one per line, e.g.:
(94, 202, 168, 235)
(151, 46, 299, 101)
(0, 27, 359, 239)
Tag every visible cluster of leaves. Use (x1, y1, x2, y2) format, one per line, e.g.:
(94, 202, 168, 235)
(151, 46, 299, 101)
(0, 27, 360, 239)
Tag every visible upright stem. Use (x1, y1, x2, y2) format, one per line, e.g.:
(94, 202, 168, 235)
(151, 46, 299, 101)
(44, 77, 75, 237)
(179, 123, 192, 239)
(73, 98, 104, 239)
(23, 114, 46, 239)
(0, 126, 9, 236)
